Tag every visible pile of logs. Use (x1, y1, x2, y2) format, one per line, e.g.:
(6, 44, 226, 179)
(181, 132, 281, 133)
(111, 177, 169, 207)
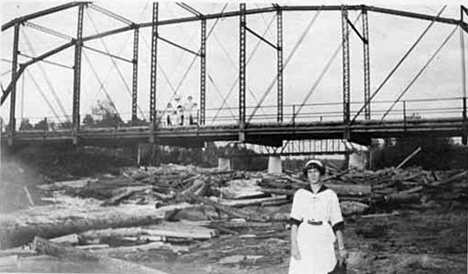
(0, 163, 466, 272)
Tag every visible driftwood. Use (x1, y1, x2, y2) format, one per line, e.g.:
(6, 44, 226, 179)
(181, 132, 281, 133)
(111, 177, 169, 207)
(181, 193, 268, 222)
(101, 186, 152, 206)
(23, 186, 34, 206)
(37, 178, 92, 191)
(396, 147, 422, 169)
(0, 202, 192, 248)
(80, 222, 216, 243)
(385, 193, 422, 204)
(340, 201, 370, 216)
(326, 183, 372, 196)
(180, 179, 207, 196)
(430, 171, 467, 187)
(50, 234, 80, 245)
(33, 237, 168, 274)
(218, 195, 288, 207)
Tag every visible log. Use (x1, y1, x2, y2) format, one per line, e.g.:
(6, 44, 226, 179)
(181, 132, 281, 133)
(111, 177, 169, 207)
(101, 186, 152, 206)
(181, 193, 268, 222)
(81, 222, 216, 242)
(261, 188, 295, 196)
(23, 186, 34, 206)
(37, 178, 92, 191)
(340, 201, 369, 216)
(218, 195, 288, 207)
(360, 212, 400, 218)
(0, 201, 192, 248)
(396, 147, 422, 169)
(50, 234, 80, 245)
(33, 237, 168, 274)
(384, 193, 421, 204)
(430, 171, 467, 187)
(326, 183, 372, 196)
(75, 244, 110, 250)
(180, 179, 206, 196)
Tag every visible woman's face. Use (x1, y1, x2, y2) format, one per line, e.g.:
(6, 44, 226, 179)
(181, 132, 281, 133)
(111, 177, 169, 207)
(307, 167, 321, 185)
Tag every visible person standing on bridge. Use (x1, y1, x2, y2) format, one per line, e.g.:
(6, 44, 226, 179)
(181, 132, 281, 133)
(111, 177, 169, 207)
(185, 95, 197, 125)
(173, 96, 184, 126)
(289, 159, 348, 274)
(166, 103, 174, 126)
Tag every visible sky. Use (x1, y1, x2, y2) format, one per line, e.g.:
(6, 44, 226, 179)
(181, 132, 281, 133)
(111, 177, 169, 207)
(1, 0, 467, 127)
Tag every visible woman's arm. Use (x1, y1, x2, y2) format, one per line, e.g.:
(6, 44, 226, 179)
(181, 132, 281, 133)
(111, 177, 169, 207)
(335, 228, 348, 265)
(291, 223, 300, 260)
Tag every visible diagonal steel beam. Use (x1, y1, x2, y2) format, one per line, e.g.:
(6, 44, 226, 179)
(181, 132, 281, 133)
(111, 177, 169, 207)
(1, 41, 74, 105)
(18, 52, 72, 69)
(244, 25, 278, 50)
(2, 2, 90, 31)
(158, 35, 200, 56)
(88, 4, 134, 26)
(346, 17, 367, 43)
(82, 45, 134, 63)
(23, 21, 73, 41)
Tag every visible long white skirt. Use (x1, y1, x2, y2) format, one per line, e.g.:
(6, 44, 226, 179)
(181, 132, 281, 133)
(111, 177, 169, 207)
(288, 223, 337, 274)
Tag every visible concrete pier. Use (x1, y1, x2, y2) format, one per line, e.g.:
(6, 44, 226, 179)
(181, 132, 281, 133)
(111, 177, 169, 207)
(268, 156, 282, 174)
(218, 157, 232, 171)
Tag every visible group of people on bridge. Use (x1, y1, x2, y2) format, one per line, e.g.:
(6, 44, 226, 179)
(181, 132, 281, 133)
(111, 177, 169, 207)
(165, 95, 198, 127)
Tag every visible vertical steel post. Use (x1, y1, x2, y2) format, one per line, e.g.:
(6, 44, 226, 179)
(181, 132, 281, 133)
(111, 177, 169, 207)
(72, 4, 84, 145)
(461, 10, 467, 144)
(8, 22, 20, 146)
(362, 6, 371, 120)
(403, 100, 407, 131)
(150, 3, 158, 132)
(239, 3, 246, 129)
(200, 19, 207, 125)
(341, 6, 351, 139)
(277, 9, 284, 123)
(132, 27, 139, 122)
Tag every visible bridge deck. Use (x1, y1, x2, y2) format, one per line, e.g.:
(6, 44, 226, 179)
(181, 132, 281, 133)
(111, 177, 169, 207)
(1, 117, 465, 148)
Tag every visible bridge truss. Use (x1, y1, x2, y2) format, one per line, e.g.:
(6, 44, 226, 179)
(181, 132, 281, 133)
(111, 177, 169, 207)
(1, 3, 467, 147)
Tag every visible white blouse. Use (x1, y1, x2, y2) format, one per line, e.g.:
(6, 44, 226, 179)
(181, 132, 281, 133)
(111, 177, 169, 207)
(290, 186, 343, 229)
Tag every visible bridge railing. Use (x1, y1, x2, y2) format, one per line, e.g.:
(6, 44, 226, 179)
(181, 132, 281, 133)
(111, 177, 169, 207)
(2, 96, 465, 133)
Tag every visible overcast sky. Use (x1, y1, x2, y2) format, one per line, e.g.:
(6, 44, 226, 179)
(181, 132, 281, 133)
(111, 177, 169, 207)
(1, 0, 467, 126)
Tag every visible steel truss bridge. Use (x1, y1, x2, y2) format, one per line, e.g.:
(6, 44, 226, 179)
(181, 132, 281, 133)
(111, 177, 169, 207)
(1, 2, 467, 150)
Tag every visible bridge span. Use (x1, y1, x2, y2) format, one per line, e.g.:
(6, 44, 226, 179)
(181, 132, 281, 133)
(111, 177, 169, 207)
(2, 116, 464, 148)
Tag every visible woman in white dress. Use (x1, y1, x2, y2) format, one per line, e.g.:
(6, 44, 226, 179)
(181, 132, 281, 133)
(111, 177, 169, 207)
(289, 160, 348, 274)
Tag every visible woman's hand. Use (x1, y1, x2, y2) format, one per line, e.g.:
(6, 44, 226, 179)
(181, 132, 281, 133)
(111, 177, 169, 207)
(291, 245, 301, 260)
(337, 248, 348, 265)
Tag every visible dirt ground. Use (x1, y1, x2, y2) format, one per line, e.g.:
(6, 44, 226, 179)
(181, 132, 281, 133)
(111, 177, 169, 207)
(0, 153, 467, 274)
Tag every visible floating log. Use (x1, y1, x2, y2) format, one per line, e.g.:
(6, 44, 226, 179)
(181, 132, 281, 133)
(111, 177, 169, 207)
(33, 237, 168, 274)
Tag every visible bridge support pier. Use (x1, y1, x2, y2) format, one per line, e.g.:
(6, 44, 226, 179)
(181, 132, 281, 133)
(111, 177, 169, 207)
(218, 158, 231, 171)
(268, 156, 282, 174)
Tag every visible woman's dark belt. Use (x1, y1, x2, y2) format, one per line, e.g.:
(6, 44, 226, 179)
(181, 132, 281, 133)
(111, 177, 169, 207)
(307, 220, 323, 225)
